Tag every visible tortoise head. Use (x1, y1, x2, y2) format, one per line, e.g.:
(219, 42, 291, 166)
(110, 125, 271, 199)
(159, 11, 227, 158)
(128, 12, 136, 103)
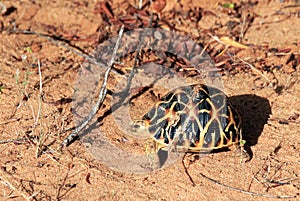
(130, 119, 150, 138)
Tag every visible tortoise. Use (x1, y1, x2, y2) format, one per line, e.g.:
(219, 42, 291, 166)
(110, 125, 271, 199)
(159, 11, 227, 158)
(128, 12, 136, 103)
(132, 84, 249, 159)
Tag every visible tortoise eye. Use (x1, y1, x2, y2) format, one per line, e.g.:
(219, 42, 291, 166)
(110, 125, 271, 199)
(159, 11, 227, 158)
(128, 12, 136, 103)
(133, 124, 141, 129)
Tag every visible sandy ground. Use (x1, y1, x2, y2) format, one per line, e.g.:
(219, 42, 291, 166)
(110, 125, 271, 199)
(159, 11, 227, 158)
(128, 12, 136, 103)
(0, 0, 299, 200)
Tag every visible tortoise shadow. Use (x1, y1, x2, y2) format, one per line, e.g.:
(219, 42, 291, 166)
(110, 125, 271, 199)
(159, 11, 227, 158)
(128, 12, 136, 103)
(229, 94, 271, 160)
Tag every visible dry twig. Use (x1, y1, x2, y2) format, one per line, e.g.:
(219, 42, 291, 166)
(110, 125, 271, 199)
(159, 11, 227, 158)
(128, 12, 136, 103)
(199, 172, 296, 199)
(59, 25, 125, 148)
(238, 57, 279, 90)
(0, 137, 32, 144)
(0, 175, 39, 200)
(9, 29, 108, 70)
(36, 59, 44, 157)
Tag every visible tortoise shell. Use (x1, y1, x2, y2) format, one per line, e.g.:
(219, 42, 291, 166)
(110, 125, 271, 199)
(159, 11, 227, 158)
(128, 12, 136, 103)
(134, 84, 243, 153)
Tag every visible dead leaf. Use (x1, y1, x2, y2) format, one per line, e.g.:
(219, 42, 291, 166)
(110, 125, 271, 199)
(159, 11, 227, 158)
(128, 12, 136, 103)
(100, 1, 114, 19)
(86, 173, 91, 184)
(152, 0, 166, 13)
(220, 36, 249, 49)
(288, 113, 299, 121)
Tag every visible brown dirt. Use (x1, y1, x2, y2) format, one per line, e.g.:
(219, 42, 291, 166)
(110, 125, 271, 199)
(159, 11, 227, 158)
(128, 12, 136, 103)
(0, 0, 299, 200)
